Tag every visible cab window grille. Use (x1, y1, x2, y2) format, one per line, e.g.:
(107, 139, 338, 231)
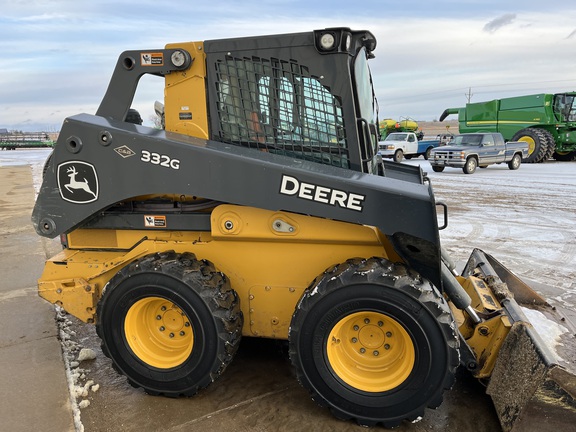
(216, 56, 348, 168)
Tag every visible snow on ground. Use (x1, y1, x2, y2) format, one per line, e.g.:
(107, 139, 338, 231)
(405, 157, 576, 364)
(405, 159, 576, 300)
(0, 148, 51, 194)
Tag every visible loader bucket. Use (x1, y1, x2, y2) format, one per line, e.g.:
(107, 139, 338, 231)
(462, 249, 576, 431)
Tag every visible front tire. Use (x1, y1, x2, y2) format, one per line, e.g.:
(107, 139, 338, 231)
(431, 165, 444, 172)
(512, 128, 554, 163)
(289, 258, 459, 428)
(393, 149, 403, 163)
(463, 157, 477, 174)
(96, 251, 242, 396)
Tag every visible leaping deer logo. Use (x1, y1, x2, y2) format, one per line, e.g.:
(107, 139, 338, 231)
(64, 165, 97, 198)
(57, 161, 99, 204)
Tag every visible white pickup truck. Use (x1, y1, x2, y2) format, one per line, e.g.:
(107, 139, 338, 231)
(378, 132, 444, 162)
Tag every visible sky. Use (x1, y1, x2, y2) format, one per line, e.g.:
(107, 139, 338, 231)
(2, 0, 576, 132)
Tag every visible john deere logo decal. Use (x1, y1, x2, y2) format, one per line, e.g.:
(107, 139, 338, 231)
(57, 161, 99, 204)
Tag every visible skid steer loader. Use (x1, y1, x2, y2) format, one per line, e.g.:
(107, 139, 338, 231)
(32, 28, 575, 430)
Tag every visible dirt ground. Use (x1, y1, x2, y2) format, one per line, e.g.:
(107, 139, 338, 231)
(417, 120, 459, 138)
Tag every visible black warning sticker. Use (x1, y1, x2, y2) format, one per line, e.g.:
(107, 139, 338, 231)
(141, 53, 164, 66)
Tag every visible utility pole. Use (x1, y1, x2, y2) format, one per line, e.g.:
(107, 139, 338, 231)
(465, 87, 473, 103)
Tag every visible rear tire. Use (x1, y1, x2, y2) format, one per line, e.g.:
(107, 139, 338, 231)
(552, 151, 576, 161)
(424, 147, 432, 160)
(289, 258, 459, 428)
(508, 153, 522, 170)
(96, 251, 242, 396)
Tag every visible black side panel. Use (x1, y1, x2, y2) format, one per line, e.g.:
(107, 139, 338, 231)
(32, 115, 442, 287)
(96, 49, 191, 122)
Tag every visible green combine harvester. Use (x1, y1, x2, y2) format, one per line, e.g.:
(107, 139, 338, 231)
(440, 92, 576, 162)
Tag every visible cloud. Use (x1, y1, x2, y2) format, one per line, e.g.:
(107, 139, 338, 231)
(17, 13, 68, 22)
(483, 13, 516, 33)
(3, 3, 576, 130)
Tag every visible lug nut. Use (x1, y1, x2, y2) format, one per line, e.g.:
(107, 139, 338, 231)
(373, 351, 379, 356)
(169, 333, 174, 338)
(180, 331, 185, 336)
(384, 344, 390, 350)
(360, 348, 366, 354)
(184, 322, 190, 327)
(156, 315, 162, 320)
(351, 337, 358, 343)
(161, 306, 167, 311)
(364, 318, 370, 324)
(378, 321, 383, 327)
(353, 325, 359, 331)
(386, 331, 392, 337)
(159, 326, 165, 332)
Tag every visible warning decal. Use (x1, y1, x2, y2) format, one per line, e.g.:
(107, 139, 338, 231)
(144, 215, 167, 228)
(141, 53, 164, 66)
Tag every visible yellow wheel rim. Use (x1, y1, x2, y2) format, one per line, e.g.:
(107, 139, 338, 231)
(326, 311, 415, 392)
(124, 297, 193, 369)
(518, 136, 536, 155)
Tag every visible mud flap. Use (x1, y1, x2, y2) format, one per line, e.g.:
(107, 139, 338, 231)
(463, 249, 576, 431)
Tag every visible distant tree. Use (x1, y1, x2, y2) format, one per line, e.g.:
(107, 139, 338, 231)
(149, 114, 163, 129)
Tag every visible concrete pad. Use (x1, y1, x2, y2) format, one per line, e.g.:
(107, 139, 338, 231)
(0, 337, 74, 432)
(0, 166, 46, 293)
(0, 235, 47, 293)
(0, 166, 75, 432)
(0, 294, 58, 348)
(77, 334, 501, 432)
